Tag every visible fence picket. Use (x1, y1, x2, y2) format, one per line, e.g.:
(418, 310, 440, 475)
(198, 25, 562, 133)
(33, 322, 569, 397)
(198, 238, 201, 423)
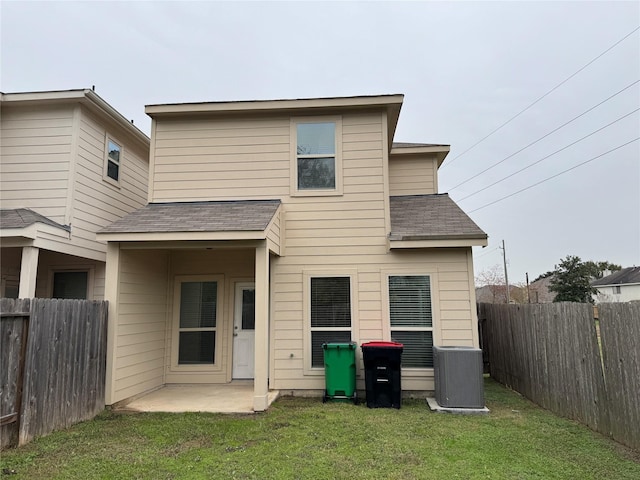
(1, 298, 108, 448)
(480, 302, 638, 451)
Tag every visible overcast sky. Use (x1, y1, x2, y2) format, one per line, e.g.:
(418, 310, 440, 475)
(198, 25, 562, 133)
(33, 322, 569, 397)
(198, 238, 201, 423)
(2, 1, 639, 284)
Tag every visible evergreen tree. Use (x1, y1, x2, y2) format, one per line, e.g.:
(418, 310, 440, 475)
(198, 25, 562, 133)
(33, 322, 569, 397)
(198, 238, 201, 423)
(548, 256, 620, 303)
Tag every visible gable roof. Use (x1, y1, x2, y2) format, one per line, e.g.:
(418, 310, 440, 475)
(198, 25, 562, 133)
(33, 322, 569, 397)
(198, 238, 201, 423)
(389, 194, 487, 242)
(591, 267, 640, 286)
(99, 200, 281, 234)
(0, 208, 70, 232)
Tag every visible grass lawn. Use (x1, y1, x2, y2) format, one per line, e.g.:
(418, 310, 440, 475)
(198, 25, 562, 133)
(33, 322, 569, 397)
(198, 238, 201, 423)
(1, 378, 638, 479)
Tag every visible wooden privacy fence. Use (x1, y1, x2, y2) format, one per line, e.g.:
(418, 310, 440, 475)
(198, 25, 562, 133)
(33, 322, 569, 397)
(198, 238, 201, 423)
(0, 298, 108, 449)
(478, 302, 640, 451)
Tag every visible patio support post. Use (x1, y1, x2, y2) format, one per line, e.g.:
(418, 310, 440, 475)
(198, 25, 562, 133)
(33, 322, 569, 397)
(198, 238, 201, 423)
(104, 242, 121, 405)
(253, 242, 270, 411)
(18, 246, 39, 298)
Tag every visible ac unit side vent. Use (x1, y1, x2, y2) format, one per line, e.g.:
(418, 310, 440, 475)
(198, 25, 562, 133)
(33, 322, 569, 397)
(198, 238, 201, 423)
(434, 346, 484, 408)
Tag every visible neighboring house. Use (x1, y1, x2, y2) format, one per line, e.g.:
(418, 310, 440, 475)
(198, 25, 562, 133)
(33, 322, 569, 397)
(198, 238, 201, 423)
(591, 267, 640, 303)
(528, 276, 556, 303)
(475, 284, 525, 304)
(97, 94, 488, 411)
(0, 89, 149, 300)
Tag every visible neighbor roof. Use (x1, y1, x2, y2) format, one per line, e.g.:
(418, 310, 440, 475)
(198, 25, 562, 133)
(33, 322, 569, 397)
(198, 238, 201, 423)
(389, 194, 487, 241)
(99, 200, 281, 234)
(591, 267, 640, 286)
(1, 88, 149, 147)
(0, 208, 70, 232)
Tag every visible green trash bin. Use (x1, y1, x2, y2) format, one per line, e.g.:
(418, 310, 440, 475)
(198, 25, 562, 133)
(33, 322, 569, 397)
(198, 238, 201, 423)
(322, 342, 357, 404)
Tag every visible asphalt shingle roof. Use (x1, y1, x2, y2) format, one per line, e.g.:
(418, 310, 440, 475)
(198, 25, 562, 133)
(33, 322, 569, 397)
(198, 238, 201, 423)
(0, 208, 69, 231)
(591, 266, 640, 286)
(99, 200, 281, 234)
(389, 194, 487, 241)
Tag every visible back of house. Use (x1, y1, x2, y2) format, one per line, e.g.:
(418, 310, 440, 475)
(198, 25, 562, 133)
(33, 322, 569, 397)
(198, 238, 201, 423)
(98, 94, 487, 410)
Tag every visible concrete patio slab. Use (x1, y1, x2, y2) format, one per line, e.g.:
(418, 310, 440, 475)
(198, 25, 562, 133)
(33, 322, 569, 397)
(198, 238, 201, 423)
(116, 384, 280, 414)
(426, 397, 490, 415)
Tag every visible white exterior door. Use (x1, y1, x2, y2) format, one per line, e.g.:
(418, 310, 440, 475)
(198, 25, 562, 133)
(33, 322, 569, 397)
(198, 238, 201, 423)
(233, 283, 255, 379)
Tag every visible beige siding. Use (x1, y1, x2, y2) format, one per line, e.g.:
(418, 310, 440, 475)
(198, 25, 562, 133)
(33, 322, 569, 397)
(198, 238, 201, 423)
(71, 107, 148, 259)
(165, 249, 255, 384)
(113, 249, 169, 402)
(270, 248, 476, 392)
(129, 107, 478, 396)
(0, 105, 73, 223)
(152, 117, 291, 201)
(389, 154, 438, 196)
(33, 250, 105, 300)
(266, 208, 281, 254)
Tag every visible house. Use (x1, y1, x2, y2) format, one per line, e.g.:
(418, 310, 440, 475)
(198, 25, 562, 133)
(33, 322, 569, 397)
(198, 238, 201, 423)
(0, 89, 149, 300)
(96, 94, 488, 411)
(591, 267, 640, 303)
(528, 276, 556, 303)
(475, 284, 526, 304)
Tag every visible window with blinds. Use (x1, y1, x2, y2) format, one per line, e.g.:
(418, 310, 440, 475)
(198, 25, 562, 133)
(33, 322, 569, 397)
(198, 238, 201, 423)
(178, 281, 217, 365)
(310, 276, 351, 368)
(389, 275, 434, 368)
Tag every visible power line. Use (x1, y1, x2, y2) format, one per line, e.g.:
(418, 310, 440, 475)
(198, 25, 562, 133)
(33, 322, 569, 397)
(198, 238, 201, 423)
(442, 25, 640, 169)
(458, 108, 640, 202)
(474, 246, 500, 259)
(449, 79, 640, 191)
(468, 137, 640, 213)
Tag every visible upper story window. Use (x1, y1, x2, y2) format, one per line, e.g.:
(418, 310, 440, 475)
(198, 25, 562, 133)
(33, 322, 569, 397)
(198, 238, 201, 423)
(104, 137, 122, 185)
(291, 118, 342, 196)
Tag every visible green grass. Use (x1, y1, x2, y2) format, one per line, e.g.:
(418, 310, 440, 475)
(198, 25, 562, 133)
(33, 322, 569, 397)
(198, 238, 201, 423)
(1, 378, 638, 479)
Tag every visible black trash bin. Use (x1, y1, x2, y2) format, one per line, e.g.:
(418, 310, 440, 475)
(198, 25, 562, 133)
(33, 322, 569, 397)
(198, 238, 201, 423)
(361, 341, 403, 408)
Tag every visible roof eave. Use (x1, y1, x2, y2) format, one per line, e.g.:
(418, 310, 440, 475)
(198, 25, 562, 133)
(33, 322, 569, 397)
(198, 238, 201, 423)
(390, 145, 451, 167)
(145, 94, 404, 117)
(96, 230, 269, 243)
(389, 235, 488, 249)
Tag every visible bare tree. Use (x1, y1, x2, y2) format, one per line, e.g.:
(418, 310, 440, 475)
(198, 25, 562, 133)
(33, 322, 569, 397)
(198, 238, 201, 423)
(476, 265, 508, 303)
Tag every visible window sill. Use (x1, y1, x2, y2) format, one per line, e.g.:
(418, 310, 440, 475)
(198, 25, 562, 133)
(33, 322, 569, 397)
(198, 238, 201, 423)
(291, 189, 343, 198)
(102, 176, 121, 189)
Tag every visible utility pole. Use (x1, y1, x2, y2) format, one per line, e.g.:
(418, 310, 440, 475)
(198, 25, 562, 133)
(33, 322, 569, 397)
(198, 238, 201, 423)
(526, 272, 531, 303)
(500, 240, 510, 303)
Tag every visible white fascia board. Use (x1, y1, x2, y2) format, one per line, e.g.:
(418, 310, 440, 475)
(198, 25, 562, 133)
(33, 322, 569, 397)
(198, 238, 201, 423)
(96, 230, 267, 243)
(389, 237, 489, 249)
(0, 225, 38, 240)
(145, 94, 404, 116)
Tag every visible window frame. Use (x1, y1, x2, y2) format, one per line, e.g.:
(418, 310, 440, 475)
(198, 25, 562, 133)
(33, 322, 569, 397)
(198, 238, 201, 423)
(290, 116, 343, 197)
(47, 266, 94, 300)
(381, 270, 440, 375)
(171, 275, 224, 372)
(103, 134, 123, 187)
(613, 285, 621, 295)
(303, 270, 357, 375)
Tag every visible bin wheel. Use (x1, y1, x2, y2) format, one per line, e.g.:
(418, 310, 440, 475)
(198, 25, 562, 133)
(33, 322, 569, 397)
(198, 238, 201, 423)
(353, 391, 359, 405)
(322, 391, 328, 403)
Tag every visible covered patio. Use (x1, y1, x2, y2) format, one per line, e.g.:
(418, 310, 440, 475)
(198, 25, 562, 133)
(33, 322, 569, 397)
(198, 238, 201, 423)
(98, 200, 282, 412)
